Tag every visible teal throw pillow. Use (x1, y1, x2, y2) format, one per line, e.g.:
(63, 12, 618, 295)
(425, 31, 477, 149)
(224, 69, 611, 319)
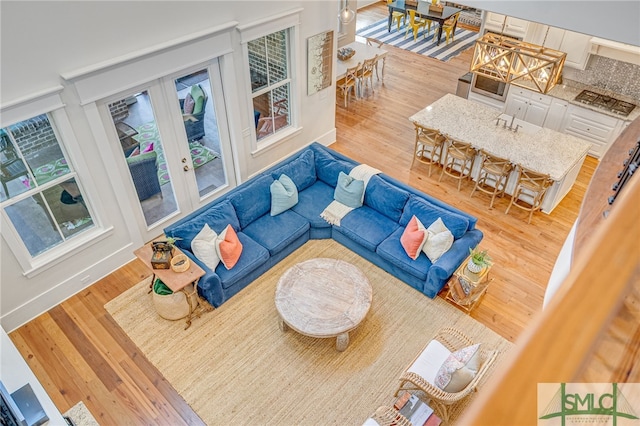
(334, 171, 364, 208)
(270, 174, 298, 216)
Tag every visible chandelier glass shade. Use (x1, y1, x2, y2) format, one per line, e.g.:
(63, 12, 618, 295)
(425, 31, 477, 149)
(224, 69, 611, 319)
(338, 1, 356, 24)
(470, 33, 567, 94)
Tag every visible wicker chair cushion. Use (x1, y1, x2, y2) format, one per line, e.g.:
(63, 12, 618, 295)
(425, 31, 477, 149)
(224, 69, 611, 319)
(407, 339, 451, 385)
(435, 343, 481, 393)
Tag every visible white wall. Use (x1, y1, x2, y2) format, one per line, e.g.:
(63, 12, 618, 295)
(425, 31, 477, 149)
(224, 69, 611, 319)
(0, 1, 339, 330)
(460, 1, 640, 46)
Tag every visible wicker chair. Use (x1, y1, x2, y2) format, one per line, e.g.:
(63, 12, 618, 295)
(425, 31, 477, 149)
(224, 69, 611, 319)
(126, 150, 162, 201)
(394, 327, 498, 424)
(363, 406, 412, 426)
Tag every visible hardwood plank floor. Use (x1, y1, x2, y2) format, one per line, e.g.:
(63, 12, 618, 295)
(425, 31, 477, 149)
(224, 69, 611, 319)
(9, 4, 595, 424)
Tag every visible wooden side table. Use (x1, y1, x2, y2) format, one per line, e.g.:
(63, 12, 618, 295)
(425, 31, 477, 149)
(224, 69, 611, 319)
(445, 255, 493, 314)
(134, 243, 212, 329)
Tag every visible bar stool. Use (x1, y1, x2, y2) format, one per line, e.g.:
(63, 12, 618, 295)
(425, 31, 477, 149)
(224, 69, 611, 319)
(411, 123, 446, 177)
(439, 139, 476, 191)
(505, 164, 553, 224)
(470, 150, 514, 208)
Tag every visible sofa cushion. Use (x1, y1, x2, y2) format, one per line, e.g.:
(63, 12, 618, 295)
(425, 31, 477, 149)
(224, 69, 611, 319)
(242, 210, 309, 256)
(364, 175, 410, 222)
(191, 224, 220, 270)
(270, 149, 316, 191)
(165, 199, 240, 251)
(400, 215, 428, 260)
(334, 172, 364, 208)
(435, 343, 481, 392)
(335, 206, 399, 252)
(400, 196, 470, 240)
(270, 174, 298, 216)
(422, 217, 454, 263)
(377, 227, 431, 281)
(312, 145, 354, 187)
(216, 225, 243, 270)
(291, 180, 334, 229)
(228, 174, 274, 229)
(216, 232, 269, 289)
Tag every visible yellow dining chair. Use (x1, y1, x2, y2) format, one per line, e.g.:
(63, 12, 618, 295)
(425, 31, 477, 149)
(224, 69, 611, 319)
(405, 9, 428, 42)
(435, 12, 460, 44)
(387, 0, 406, 32)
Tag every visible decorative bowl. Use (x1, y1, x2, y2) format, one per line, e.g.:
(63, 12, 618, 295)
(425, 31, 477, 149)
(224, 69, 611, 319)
(337, 47, 355, 61)
(171, 253, 190, 273)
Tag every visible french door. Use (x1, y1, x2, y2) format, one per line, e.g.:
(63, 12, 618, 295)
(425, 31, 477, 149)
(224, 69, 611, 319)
(103, 59, 236, 241)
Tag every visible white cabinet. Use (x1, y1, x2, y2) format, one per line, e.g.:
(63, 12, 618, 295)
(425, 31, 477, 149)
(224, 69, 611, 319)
(562, 105, 623, 158)
(560, 30, 592, 70)
(523, 23, 592, 70)
(504, 88, 551, 127)
(544, 98, 569, 132)
(484, 13, 529, 39)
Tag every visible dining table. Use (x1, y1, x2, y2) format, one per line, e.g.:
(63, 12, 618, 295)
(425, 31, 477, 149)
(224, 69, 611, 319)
(336, 41, 388, 81)
(387, 0, 461, 46)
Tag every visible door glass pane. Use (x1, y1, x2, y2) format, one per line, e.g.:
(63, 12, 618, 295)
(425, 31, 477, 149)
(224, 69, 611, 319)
(108, 91, 178, 227)
(5, 178, 94, 257)
(174, 69, 228, 198)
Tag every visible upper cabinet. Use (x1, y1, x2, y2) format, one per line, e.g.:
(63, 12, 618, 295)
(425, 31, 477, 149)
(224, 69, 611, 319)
(525, 23, 592, 70)
(484, 12, 529, 39)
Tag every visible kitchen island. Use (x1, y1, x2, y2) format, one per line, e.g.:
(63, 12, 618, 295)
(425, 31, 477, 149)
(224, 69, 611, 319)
(411, 94, 592, 213)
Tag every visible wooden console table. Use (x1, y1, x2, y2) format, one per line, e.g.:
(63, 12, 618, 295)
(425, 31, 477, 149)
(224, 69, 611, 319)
(134, 243, 212, 329)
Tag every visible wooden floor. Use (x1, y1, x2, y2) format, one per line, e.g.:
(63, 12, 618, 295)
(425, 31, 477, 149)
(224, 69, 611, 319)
(9, 4, 596, 424)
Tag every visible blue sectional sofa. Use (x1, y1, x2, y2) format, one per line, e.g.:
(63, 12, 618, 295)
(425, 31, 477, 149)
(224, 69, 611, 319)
(164, 143, 483, 308)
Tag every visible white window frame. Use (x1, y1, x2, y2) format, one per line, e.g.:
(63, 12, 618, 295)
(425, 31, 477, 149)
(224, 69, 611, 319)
(238, 8, 303, 155)
(0, 88, 112, 277)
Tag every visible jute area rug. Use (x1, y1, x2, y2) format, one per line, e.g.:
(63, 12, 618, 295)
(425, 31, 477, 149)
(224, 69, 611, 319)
(105, 239, 512, 425)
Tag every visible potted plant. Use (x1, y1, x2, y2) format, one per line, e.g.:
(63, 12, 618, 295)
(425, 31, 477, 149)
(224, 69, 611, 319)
(467, 247, 492, 274)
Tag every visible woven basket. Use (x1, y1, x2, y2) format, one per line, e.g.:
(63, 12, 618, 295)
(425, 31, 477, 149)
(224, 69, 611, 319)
(171, 253, 190, 273)
(152, 283, 199, 321)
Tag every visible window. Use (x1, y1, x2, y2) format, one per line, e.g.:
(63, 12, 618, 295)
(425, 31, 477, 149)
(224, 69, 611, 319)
(1, 114, 94, 258)
(249, 29, 292, 142)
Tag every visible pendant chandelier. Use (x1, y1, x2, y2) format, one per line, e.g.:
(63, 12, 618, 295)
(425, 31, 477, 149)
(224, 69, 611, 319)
(470, 31, 567, 94)
(338, 0, 355, 24)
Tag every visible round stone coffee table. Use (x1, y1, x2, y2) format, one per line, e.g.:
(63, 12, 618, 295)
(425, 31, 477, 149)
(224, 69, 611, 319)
(275, 258, 372, 351)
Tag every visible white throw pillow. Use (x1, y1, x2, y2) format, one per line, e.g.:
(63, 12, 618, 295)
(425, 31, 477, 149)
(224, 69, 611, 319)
(190, 224, 220, 270)
(422, 217, 454, 263)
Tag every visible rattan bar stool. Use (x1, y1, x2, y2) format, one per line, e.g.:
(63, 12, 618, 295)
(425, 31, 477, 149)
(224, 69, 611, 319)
(439, 138, 476, 191)
(470, 150, 514, 208)
(505, 164, 553, 224)
(411, 123, 446, 177)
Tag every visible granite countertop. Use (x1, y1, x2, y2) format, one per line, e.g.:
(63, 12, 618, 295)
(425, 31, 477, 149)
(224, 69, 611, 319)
(516, 79, 640, 123)
(410, 94, 592, 181)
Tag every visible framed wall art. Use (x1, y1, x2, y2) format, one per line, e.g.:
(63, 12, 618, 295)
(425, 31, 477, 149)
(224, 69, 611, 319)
(307, 30, 334, 95)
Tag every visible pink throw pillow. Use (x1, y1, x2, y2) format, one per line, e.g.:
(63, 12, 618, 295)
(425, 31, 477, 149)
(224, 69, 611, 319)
(142, 143, 154, 153)
(400, 215, 428, 260)
(183, 93, 195, 114)
(215, 225, 243, 270)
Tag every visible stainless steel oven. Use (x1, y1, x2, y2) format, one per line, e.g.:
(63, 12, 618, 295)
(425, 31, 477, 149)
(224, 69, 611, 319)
(470, 73, 508, 101)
